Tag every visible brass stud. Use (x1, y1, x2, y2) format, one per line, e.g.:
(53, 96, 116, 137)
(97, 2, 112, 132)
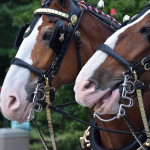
(71, 15, 78, 25)
(34, 8, 69, 18)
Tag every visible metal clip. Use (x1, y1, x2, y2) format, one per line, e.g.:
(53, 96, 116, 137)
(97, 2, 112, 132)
(27, 109, 35, 122)
(141, 57, 150, 70)
(144, 63, 150, 70)
(80, 127, 91, 148)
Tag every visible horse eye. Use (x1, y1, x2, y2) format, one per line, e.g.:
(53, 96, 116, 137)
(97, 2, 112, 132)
(140, 27, 150, 43)
(43, 32, 52, 41)
(140, 27, 150, 35)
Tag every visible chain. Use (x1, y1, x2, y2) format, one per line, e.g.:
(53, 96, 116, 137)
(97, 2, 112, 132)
(45, 76, 57, 150)
(133, 71, 150, 148)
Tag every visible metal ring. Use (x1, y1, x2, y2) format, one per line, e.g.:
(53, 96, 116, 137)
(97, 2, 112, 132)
(144, 63, 150, 70)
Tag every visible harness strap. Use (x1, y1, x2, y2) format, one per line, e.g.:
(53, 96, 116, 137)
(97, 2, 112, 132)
(97, 44, 131, 68)
(34, 97, 147, 134)
(75, 31, 82, 74)
(11, 58, 44, 77)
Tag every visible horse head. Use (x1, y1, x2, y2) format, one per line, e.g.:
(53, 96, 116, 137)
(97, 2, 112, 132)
(0, 0, 81, 122)
(0, 0, 117, 122)
(74, 4, 150, 149)
(74, 4, 150, 119)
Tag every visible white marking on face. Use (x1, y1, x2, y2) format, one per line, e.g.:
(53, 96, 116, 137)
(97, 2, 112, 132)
(0, 17, 43, 121)
(75, 51, 107, 83)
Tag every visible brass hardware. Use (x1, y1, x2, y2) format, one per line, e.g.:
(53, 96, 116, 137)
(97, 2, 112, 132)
(141, 57, 150, 70)
(34, 8, 69, 18)
(132, 70, 150, 150)
(141, 57, 147, 66)
(59, 33, 65, 42)
(137, 140, 150, 150)
(75, 31, 80, 35)
(71, 15, 78, 26)
(144, 63, 150, 70)
(145, 140, 150, 147)
(44, 76, 57, 150)
(80, 126, 91, 148)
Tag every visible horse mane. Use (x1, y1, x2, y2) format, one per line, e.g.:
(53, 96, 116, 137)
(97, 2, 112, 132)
(79, 1, 121, 30)
(43, 0, 121, 30)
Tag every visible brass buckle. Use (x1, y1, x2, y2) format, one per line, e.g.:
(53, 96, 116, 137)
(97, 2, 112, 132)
(80, 126, 91, 148)
(141, 57, 150, 70)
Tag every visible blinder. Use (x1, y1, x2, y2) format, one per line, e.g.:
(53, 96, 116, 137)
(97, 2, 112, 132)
(14, 15, 40, 50)
(14, 23, 30, 50)
(49, 20, 67, 54)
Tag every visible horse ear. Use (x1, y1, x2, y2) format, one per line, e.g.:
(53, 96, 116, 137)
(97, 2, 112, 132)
(57, 0, 68, 8)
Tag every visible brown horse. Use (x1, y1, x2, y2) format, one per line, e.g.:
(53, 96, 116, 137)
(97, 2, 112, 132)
(74, 4, 150, 150)
(0, 0, 119, 127)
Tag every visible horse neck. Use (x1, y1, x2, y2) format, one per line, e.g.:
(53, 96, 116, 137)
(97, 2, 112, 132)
(79, 11, 115, 65)
(95, 91, 150, 149)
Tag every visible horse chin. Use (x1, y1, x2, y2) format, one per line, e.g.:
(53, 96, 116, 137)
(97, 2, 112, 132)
(94, 88, 120, 115)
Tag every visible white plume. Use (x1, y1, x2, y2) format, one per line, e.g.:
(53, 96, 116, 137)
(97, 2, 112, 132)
(123, 15, 130, 22)
(97, 0, 104, 8)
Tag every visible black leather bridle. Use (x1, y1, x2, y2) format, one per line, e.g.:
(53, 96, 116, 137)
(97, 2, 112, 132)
(97, 44, 150, 93)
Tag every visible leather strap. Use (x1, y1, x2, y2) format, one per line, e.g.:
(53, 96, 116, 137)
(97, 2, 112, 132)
(97, 44, 131, 68)
(11, 58, 44, 77)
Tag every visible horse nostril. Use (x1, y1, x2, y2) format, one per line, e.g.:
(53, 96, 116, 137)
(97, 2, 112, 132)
(7, 96, 18, 110)
(88, 78, 99, 90)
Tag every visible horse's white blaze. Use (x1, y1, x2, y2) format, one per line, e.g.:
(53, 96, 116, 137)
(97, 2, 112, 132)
(0, 17, 43, 121)
(74, 10, 150, 110)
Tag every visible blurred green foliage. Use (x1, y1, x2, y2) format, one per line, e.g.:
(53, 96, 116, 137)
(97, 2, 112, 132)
(0, 0, 149, 149)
